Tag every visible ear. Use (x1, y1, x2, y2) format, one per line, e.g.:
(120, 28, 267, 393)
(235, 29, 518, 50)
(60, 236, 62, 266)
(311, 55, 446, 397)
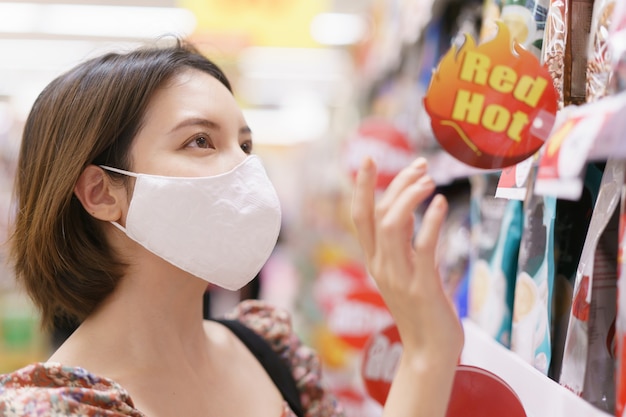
(74, 165, 126, 222)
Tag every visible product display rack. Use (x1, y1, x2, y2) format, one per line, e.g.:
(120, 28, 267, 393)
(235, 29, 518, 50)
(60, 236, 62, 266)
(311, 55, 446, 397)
(350, 0, 625, 416)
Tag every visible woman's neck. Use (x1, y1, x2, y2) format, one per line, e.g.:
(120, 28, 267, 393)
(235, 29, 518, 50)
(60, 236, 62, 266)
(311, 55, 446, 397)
(47, 257, 211, 380)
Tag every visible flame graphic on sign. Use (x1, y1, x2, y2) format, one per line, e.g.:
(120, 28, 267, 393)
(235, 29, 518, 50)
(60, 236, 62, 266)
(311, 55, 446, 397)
(424, 22, 558, 169)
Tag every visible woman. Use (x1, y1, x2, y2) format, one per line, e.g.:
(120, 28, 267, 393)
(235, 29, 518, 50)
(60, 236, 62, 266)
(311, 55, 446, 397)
(1, 39, 463, 417)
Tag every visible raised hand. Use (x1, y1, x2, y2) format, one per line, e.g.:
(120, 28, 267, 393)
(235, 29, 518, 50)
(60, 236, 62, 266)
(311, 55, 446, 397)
(351, 157, 463, 417)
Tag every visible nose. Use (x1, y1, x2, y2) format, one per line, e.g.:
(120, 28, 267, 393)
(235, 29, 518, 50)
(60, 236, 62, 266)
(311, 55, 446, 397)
(217, 147, 248, 174)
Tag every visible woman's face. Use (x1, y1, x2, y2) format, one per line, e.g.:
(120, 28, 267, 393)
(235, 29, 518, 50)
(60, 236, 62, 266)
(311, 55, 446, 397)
(129, 68, 252, 177)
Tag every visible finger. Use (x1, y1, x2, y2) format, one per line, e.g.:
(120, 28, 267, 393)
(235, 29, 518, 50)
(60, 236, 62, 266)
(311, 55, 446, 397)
(414, 194, 448, 272)
(377, 158, 428, 214)
(377, 175, 436, 264)
(351, 157, 377, 257)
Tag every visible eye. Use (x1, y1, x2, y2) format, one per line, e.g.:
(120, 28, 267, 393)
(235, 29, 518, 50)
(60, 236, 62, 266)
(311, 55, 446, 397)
(187, 134, 214, 149)
(240, 140, 253, 154)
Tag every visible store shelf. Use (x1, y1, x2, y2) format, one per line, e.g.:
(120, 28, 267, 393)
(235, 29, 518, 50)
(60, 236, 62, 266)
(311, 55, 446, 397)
(460, 319, 612, 417)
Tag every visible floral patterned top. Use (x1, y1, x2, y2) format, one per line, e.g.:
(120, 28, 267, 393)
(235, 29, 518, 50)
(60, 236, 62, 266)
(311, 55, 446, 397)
(0, 300, 345, 417)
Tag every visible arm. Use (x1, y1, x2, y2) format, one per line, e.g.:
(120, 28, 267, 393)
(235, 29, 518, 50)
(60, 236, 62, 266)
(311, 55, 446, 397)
(351, 157, 464, 417)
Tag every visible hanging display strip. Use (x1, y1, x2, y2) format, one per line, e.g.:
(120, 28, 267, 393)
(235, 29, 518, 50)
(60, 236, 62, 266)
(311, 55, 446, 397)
(534, 93, 626, 200)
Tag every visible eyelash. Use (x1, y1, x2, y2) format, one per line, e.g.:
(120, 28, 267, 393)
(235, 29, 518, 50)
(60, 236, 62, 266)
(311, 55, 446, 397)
(186, 134, 253, 154)
(188, 134, 214, 149)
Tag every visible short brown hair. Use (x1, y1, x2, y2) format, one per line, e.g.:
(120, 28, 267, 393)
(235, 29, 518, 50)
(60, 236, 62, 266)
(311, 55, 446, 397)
(9, 39, 232, 330)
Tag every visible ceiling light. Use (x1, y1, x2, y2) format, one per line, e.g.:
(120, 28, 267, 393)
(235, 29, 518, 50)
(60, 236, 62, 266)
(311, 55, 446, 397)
(0, 2, 196, 39)
(310, 13, 367, 46)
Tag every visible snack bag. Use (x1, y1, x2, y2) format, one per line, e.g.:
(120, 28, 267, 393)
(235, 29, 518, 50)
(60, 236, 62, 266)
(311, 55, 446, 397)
(549, 163, 603, 381)
(608, 1, 626, 93)
(480, 0, 503, 42)
(437, 184, 472, 318)
(560, 158, 623, 413)
(617, 164, 626, 417)
(510, 167, 557, 374)
(468, 174, 523, 347)
(586, 0, 616, 102)
(501, 0, 549, 58)
(542, 0, 568, 107)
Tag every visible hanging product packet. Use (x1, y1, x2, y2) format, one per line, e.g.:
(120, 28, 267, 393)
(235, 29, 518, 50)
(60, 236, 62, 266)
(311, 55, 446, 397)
(504, 0, 565, 201)
(495, 154, 535, 200)
(500, 0, 549, 58)
(616, 161, 626, 417)
(586, 0, 616, 102)
(479, 0, 503, 42)
(608, 0, 626, 93)
(559, 158, 623, 413)
(534, 0, 625, 200)
(542, 0, 568, 107)
(548, 164, 602, 381)
(617, 3, 626, 392)
(510, 167, 557, 374)
(495, 0, 564, 201)
(468, 174, 523, 347)
(436, 184, 472, 318)
(534, 90, 626, 200)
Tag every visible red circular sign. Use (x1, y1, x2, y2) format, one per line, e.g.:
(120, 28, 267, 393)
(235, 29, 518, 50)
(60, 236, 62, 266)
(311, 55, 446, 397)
(326, 289, 392, 350)
(362, 330, 527, 417)
(361, 323, 401, 405)
(313, 261, 371, 315)
(424, 23, 558, 169)
(446, 365, 526, 417)
(342, 117, 415, 191)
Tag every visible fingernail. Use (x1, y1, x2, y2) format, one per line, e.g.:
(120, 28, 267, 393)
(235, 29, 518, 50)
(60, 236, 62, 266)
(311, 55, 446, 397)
(361, 157, 374, 172)
(433, 194, 447, 207)
(413, 157, 428, 170)
(417, 175, 434, 186)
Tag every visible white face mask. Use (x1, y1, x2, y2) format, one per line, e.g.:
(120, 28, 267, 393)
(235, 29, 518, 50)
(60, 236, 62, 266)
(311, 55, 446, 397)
(100, 155, 282, 291)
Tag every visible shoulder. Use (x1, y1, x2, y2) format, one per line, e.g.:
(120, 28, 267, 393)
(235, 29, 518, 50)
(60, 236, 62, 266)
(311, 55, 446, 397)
(224, 299, 294, 350)
(0, 362, 142, 416)
(225, 300, 345, 417)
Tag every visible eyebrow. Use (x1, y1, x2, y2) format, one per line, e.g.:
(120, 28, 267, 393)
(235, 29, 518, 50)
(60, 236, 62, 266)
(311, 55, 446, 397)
(169, 117, 252, 136)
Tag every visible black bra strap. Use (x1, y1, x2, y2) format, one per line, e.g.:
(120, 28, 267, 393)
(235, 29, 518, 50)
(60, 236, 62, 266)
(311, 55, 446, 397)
(214, 319, 304, 417)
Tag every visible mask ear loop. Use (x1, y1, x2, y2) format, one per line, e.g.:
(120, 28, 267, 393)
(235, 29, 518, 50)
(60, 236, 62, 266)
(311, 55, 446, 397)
(99, 165, 136, 232)
(99, 165, 139, 178)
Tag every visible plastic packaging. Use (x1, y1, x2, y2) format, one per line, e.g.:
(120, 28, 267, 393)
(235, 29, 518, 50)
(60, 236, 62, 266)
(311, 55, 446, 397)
(615, 160, 626, 417)
(549, 164, 602, 381)
(468, 174, 523, 347)
(608, 1, 626, 93)
(559, 158, 623, 412)
(510, 168, 557, 374)
(480, 0, 503, 42)
(541, 0, 568, 107)
(501, 0, 549, 58)
(586, 0, 616, 102)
